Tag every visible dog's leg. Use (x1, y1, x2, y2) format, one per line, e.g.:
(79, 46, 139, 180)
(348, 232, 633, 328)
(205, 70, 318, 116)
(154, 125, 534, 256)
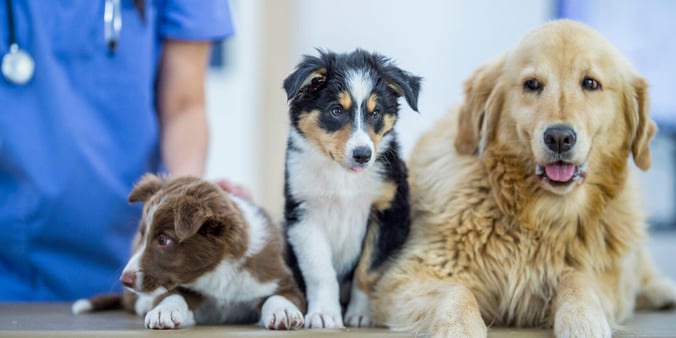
(346, 171, 412, 328)
(635, 248, 676, 310)
(144, 292, 195, 330)
(373, 269, 487, 338)
(287, 223, 344, 328)
(345, 279, 372, 327)
(259, 269, 306, 330)
(553, 271, 611, 338)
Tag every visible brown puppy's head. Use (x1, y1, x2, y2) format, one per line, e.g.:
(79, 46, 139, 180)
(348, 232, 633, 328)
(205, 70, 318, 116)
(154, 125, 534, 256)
(120, 174, 247, 296)
(455, 19, 656, 196)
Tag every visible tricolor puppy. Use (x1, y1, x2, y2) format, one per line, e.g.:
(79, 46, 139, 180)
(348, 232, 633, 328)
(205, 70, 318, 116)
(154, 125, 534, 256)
(73, 174, 306, 330)
(283, 49, 421, 328)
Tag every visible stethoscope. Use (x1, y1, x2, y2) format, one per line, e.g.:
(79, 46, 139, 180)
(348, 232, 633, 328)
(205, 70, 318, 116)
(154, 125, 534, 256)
(1, 0, 122, 85)
(1, 0, 34, 85)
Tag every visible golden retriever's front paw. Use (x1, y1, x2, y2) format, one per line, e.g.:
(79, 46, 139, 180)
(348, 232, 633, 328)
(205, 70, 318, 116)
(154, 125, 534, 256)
(640, 277, 676, 310)
(428, 307, 486, 338)
(554, 303, 611, 338)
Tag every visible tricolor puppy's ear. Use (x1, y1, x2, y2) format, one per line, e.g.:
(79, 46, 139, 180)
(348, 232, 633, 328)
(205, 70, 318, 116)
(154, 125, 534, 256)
(283, 53, 330, 101)
(382, 63, 422, 112)
(128, 174, 163, 203)
(626, 75, 657, 171)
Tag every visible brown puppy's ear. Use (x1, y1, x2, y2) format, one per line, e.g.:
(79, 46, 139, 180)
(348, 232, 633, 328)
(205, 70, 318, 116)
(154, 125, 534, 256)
(174, 196, 209, 242)
(128, 174, 163, 203)
(455, 56, 506, 155)
(626, 76, 657, 171)
(174, 194, 248, 258)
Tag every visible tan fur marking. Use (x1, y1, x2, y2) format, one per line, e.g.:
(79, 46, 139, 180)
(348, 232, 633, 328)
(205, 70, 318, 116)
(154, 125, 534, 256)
(297, 110, 351, 163)
(368, 114, 397, 147)
(353, 222, 381, 294)
(373, 181, 397, 212)
(367, 93, 378, 113)
(338, 91, 352, 110)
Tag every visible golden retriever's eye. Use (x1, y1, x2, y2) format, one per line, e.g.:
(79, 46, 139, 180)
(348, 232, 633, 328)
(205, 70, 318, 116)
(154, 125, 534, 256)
(524, 79, 542, 92)
(582, 77, 601, 91)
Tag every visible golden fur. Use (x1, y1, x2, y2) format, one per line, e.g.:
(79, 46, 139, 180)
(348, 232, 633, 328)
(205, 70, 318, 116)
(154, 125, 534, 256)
(372, 20, 676, 338)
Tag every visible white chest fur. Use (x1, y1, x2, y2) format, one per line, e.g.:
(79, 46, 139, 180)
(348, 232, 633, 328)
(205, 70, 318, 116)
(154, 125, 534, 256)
(287, 130, 386, 276)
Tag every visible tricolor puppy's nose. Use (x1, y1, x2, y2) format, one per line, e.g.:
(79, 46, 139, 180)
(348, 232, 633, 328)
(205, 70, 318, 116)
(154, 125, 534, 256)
(120, 271, 136, 288)
(544, 125, 576, 153)
(352, 146, 372, 164)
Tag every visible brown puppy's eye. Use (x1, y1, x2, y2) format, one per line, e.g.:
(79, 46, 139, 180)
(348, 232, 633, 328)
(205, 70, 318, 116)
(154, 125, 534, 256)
(524, 79, 542, 92)
(582, 77, 601, 91)
(157, 234, 172, 247)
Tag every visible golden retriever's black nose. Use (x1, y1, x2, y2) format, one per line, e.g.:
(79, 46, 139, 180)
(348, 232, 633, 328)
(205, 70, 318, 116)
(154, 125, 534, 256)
(353, 146, 372, 164)
(544, 125, 576, 153)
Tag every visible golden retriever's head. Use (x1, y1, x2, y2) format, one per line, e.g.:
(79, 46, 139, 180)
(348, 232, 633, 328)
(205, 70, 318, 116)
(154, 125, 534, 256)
(456, 19, 657, 196)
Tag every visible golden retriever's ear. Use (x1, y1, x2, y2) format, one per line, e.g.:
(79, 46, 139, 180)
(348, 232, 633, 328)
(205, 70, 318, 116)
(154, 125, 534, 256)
(128, 174, 163, 203)
(455, 56, 506, 155)
(627, 76, 657, 171)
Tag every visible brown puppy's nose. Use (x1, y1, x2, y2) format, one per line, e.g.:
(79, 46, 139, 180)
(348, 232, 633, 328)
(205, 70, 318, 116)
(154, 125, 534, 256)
(120, 271, 136, 288)
(544, 125, 576, 153)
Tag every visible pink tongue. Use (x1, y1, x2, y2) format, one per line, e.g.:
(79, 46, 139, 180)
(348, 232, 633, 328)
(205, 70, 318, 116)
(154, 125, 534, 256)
(545, 162, 575, 182)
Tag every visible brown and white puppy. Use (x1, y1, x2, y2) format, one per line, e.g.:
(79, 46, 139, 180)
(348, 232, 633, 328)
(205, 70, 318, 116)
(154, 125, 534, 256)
(372, 20, 676, 338)
(74, 174, 306, 330)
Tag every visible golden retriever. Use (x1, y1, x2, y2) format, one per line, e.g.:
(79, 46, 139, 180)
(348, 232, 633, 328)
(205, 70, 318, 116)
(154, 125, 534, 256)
(371, 19, 676, 338)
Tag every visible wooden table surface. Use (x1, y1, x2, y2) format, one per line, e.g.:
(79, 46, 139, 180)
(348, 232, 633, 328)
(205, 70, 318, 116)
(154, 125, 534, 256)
(0, 303, 674, 337)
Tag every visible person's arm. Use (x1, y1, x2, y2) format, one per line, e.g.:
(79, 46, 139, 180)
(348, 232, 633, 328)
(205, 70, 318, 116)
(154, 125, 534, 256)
(156, 39, 212, 177)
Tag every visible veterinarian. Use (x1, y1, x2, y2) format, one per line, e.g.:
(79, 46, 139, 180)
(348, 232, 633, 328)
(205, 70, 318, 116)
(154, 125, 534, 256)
(0, 0, 233, 301)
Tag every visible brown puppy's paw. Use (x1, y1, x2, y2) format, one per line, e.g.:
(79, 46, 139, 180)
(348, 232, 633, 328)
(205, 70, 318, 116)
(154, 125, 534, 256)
(144, 295, 195, 330)
(260, 295, 305, 330)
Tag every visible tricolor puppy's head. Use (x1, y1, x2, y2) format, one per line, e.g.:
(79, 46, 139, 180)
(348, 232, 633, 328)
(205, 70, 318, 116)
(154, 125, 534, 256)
(284, 49, 421, 172)
(120, 174, 247, 297)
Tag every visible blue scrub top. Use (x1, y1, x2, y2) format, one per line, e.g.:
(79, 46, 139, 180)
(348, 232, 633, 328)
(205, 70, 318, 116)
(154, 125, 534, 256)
(0, 0, 233, 301)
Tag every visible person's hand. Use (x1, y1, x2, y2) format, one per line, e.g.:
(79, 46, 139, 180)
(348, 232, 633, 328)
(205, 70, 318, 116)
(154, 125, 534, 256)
(215, 179, 253, 202)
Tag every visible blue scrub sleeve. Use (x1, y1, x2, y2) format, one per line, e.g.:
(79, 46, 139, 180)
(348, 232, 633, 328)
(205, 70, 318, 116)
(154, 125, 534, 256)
(159, 0, 234, 41)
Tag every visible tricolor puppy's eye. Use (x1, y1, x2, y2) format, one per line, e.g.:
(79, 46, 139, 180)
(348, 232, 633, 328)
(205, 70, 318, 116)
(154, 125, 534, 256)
(330, 107, 344, 118)
(157, 234, 172, 247)
(370, 109, 381, 120)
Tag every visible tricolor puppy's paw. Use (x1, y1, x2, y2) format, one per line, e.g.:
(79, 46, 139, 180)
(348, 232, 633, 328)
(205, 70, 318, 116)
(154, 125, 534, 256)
(305, 311, 344, 329)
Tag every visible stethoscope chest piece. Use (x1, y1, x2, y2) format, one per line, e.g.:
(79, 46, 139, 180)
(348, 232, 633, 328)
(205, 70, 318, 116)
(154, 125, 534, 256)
(2, 43, 35, 85)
